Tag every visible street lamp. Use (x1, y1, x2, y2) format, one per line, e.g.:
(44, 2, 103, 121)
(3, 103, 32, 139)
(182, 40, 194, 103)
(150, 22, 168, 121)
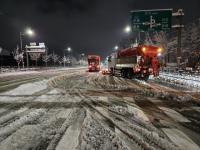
(114, 46, 119, 50)
(26, 28, 34, 36)
(20, 28, 35, 52)
(20, 28, 35, 68)
(67, 47, 72, 52)
(124, 25, 131, 33)
(63, 46, 72, 67)
(80, 53, 85, 66)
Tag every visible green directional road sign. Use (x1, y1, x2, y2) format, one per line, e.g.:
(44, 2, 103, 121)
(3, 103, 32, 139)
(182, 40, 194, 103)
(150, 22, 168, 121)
(131, 9, 172, 31)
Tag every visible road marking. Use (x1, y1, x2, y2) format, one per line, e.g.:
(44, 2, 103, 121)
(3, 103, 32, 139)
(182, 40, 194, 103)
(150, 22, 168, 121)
(159, 107, 190, 122)
(162, 128, 200, 150)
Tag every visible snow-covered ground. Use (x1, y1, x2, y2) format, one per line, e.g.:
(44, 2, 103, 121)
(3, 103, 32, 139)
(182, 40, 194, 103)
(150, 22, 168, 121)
(0, 71, 39, 77)
(0, 80, 48, 102)
(0, 70, 200, 150)
(0, 66, 86, 77)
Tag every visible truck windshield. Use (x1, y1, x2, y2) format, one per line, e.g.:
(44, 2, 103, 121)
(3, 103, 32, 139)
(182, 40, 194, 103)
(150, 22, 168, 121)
(88, 59, 99, 65)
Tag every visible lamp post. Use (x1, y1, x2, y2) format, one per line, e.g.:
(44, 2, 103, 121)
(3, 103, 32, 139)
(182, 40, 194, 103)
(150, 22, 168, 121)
(80, 53, 85, 66)
(20, 28, 35, 68)
(63, 47, 72, 67)
(67, 47, 72, 66)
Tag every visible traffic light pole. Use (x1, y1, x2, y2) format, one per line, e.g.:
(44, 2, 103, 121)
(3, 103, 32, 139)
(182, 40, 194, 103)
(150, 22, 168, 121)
(172, 9, 184, 68)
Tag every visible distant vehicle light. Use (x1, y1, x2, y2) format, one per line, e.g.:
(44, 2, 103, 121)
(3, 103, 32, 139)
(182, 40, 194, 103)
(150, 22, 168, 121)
(158, 53, 162, 56)
(135, 68, 141, 72)
(158, 48, 162, 53)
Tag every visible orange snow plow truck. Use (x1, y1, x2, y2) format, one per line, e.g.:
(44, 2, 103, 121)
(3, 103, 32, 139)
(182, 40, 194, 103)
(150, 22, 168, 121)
(108, 44, 161, 80)
(88, 55, 101, 72)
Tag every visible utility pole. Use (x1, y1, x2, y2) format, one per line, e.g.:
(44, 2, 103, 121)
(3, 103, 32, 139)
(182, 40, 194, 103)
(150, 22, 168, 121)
(26, 47, 29, 68)
(172, 9, 184, 67)
(19, 32, 25, 68)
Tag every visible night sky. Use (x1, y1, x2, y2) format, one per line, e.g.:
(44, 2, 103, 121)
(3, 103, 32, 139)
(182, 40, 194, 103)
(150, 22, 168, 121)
(0, 0, 199, 59)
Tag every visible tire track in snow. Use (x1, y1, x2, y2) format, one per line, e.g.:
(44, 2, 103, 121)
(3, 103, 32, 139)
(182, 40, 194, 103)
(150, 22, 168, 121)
(74, 89, 178, 150)
(0, 108, 46, 142)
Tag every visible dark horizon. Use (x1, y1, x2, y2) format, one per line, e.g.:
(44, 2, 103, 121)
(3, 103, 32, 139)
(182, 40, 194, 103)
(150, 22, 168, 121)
(0, 0, 200, 59)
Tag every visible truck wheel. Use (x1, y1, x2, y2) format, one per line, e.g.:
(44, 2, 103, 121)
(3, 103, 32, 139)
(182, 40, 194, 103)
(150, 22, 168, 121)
(143, 75, 149, 81)
(121, 70, 126, 78)
(127, 69, 133, 79)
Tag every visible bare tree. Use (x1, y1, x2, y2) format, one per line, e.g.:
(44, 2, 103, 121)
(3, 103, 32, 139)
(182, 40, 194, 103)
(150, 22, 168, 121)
(42, 54, 52, 67)
(12, 45, 24, 69)
(51, 52, 60, 66)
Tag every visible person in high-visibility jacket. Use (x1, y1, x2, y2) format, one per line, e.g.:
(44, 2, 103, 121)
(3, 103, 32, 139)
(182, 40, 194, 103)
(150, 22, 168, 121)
(151, 56, 160, 76)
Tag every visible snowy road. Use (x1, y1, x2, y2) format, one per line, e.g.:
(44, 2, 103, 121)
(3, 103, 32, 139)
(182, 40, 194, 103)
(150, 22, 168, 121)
(0, 68, 200, 150)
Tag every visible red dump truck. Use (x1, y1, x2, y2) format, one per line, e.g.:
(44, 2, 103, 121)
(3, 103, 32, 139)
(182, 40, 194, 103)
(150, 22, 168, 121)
(88, 55, 101, 72)
(108, 44, 162, 80)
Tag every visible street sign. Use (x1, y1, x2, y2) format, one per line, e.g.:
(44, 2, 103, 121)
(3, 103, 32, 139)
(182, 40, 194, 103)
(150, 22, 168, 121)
(25, 42, 46, 53)
(131, 9, 172, 31)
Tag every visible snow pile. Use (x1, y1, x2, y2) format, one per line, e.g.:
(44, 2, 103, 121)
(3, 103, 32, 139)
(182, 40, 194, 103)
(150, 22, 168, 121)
(34, 89, 64, 103)
(176, 94, 193, 102)
(127, 105, 150, 122)
(98, 83, 133, 90)
(157, 72, 200, 90)
(153, 91, 193, 102)
(131, 79, 194, 103)
(48, 72, 92, 91)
